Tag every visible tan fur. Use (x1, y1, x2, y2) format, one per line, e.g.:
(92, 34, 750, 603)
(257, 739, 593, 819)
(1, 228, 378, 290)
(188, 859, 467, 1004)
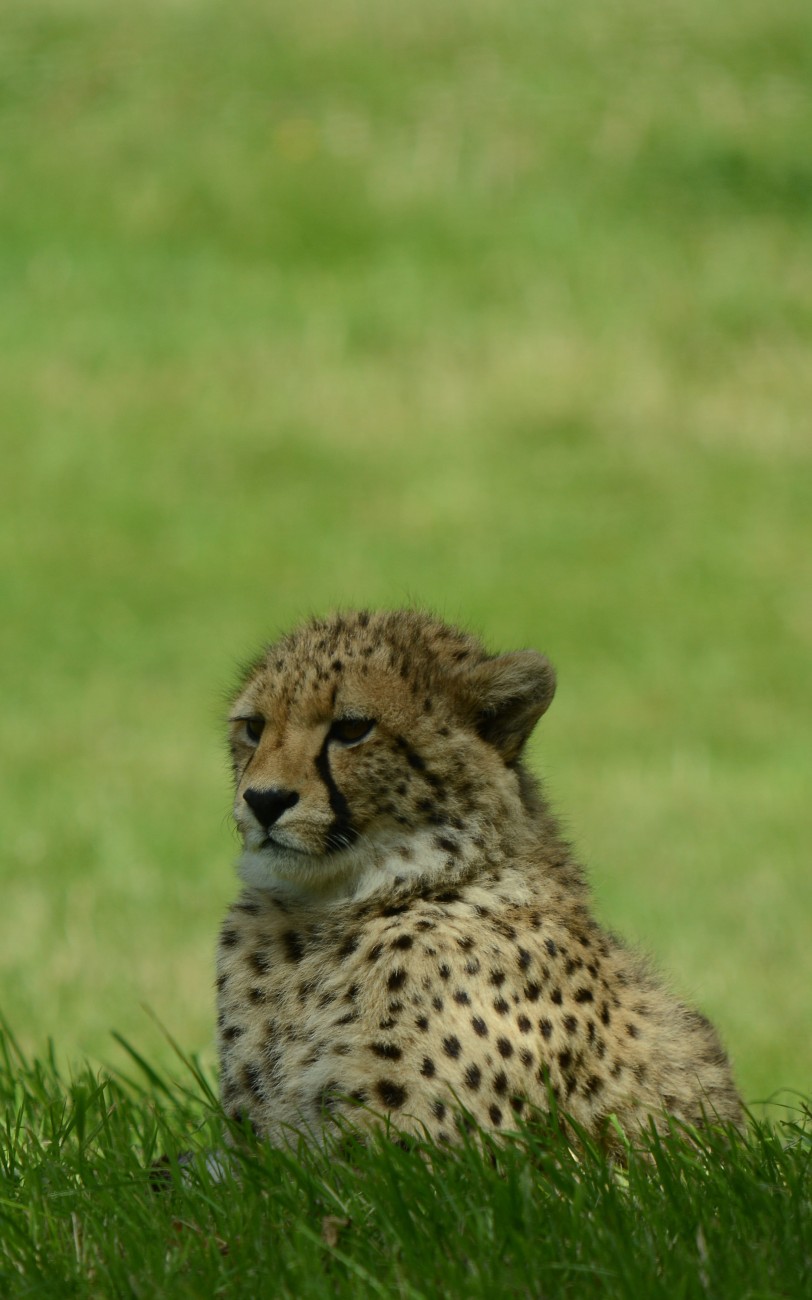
(217, 610, 742, 1147)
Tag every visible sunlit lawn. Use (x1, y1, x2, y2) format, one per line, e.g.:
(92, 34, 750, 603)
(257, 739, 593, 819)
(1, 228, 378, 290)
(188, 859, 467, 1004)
(1, 1025, 810, 1299)
(0, 0, 810, 1121)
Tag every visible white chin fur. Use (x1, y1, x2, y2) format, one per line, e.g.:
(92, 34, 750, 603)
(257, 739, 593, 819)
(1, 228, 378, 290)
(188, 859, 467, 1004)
(237, 843, 355, 896)
(236, 828, 454, 904)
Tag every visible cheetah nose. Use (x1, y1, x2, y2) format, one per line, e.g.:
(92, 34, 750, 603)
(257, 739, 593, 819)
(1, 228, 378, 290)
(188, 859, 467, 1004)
(243, 787, 299, 830)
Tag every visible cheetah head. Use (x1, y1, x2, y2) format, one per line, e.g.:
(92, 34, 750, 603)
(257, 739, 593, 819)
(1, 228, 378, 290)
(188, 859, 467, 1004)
(228, 611, 555, 901)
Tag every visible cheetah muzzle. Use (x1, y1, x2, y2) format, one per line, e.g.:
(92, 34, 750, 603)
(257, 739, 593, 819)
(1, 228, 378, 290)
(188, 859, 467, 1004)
(217, 609, 743, 1148)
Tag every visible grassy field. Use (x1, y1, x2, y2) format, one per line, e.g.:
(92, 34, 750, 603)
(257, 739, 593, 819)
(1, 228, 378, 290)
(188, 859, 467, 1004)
(2, 1026, 810, 1299)
(1, 0, 810, 1135)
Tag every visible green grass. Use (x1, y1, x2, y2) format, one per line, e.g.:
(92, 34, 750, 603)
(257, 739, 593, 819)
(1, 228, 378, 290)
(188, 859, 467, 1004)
(1, 1026, 810, 1299)
(0, 0, 810, 1146)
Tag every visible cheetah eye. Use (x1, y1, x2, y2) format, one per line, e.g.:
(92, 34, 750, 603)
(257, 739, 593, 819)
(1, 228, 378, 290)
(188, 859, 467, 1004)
(328, 717, 375, 746)
(242, 717, 265, 745)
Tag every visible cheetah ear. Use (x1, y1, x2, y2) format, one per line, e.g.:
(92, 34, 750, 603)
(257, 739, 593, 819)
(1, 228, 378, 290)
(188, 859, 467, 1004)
(466, 651, 556, 762)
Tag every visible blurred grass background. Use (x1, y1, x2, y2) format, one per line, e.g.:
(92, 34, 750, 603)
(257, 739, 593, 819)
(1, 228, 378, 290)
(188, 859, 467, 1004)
(0, 0, 809, 1111)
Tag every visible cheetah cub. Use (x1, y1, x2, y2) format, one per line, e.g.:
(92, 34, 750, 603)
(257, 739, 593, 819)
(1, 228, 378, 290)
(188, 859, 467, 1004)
(217, 610, 742, 1147)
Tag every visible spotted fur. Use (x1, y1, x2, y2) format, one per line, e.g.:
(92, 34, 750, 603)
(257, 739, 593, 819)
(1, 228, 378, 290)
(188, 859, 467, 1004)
(217, 610, 742, 1147)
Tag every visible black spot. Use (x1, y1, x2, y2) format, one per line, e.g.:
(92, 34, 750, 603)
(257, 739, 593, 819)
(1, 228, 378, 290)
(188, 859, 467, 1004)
(510, 1096, 525, 1113)
(496, 1038, 514, 1058)
(220, 928, 239, 948)
(438, 963, 451, 981)
(564, 1015, 579, 1034)
(392, 934, 414, 950)
(435, 890, 461, 904)
(235, 898, 260, 915)
(248, 986, 267, 1004)
(565, 957, 583, 976)
(442, 1035, 462, 1059)
(539, 1018, 553, 1039)
(416, 1015, 429, 1031)
(371, 1034, 402, 1055)
(545, 938, 557, 957)
(493, 1071, 508, 1096)
(387, 968, 407, 992)
(338, 933, 360, 959)
(456, 936, 476, 952)
(248, 946, 270, 977)
(241, 1064, 263, 1098)
(453, 990, 471, 1006)
(432, 1099, 446, 1121)
(584, 1074, 604, 1097)
(520, 1049, 534, 1068)
(575, 987, 594, 1004)
(489, 970, 506, 987)
(367, 943, 384, 962)
(471, 1017, 488, 1038)
(464, 1064, 482, 1091)
(464, 958, 481, 976)
(517, 1015, 531, 1033)
(381, 903, 409, 918)
(550, 988, 563, 1005)
(558, 1050, 572, 1072)
(376, 1080, 407, 1109)
(314, 1081, 340, 1114)
(488, 1104, 503, 1126)
(335, 1010, 357, 1026)
(517, 948, 532, 971)
(523, 982, 541, 1002)
(420, 1057, 436, 1078)
(221, 1024, 243, 1042)
(626, 1023, 640, 1039)
(435, 834, 458, 855)
(397, 738, 426, 772)
(493, 998, 509, 1016)
(432, 996, 444, 1012)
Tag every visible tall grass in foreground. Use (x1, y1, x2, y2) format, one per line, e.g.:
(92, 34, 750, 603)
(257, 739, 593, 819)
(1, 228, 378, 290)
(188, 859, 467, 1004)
(1, 1026, 809, 1299)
